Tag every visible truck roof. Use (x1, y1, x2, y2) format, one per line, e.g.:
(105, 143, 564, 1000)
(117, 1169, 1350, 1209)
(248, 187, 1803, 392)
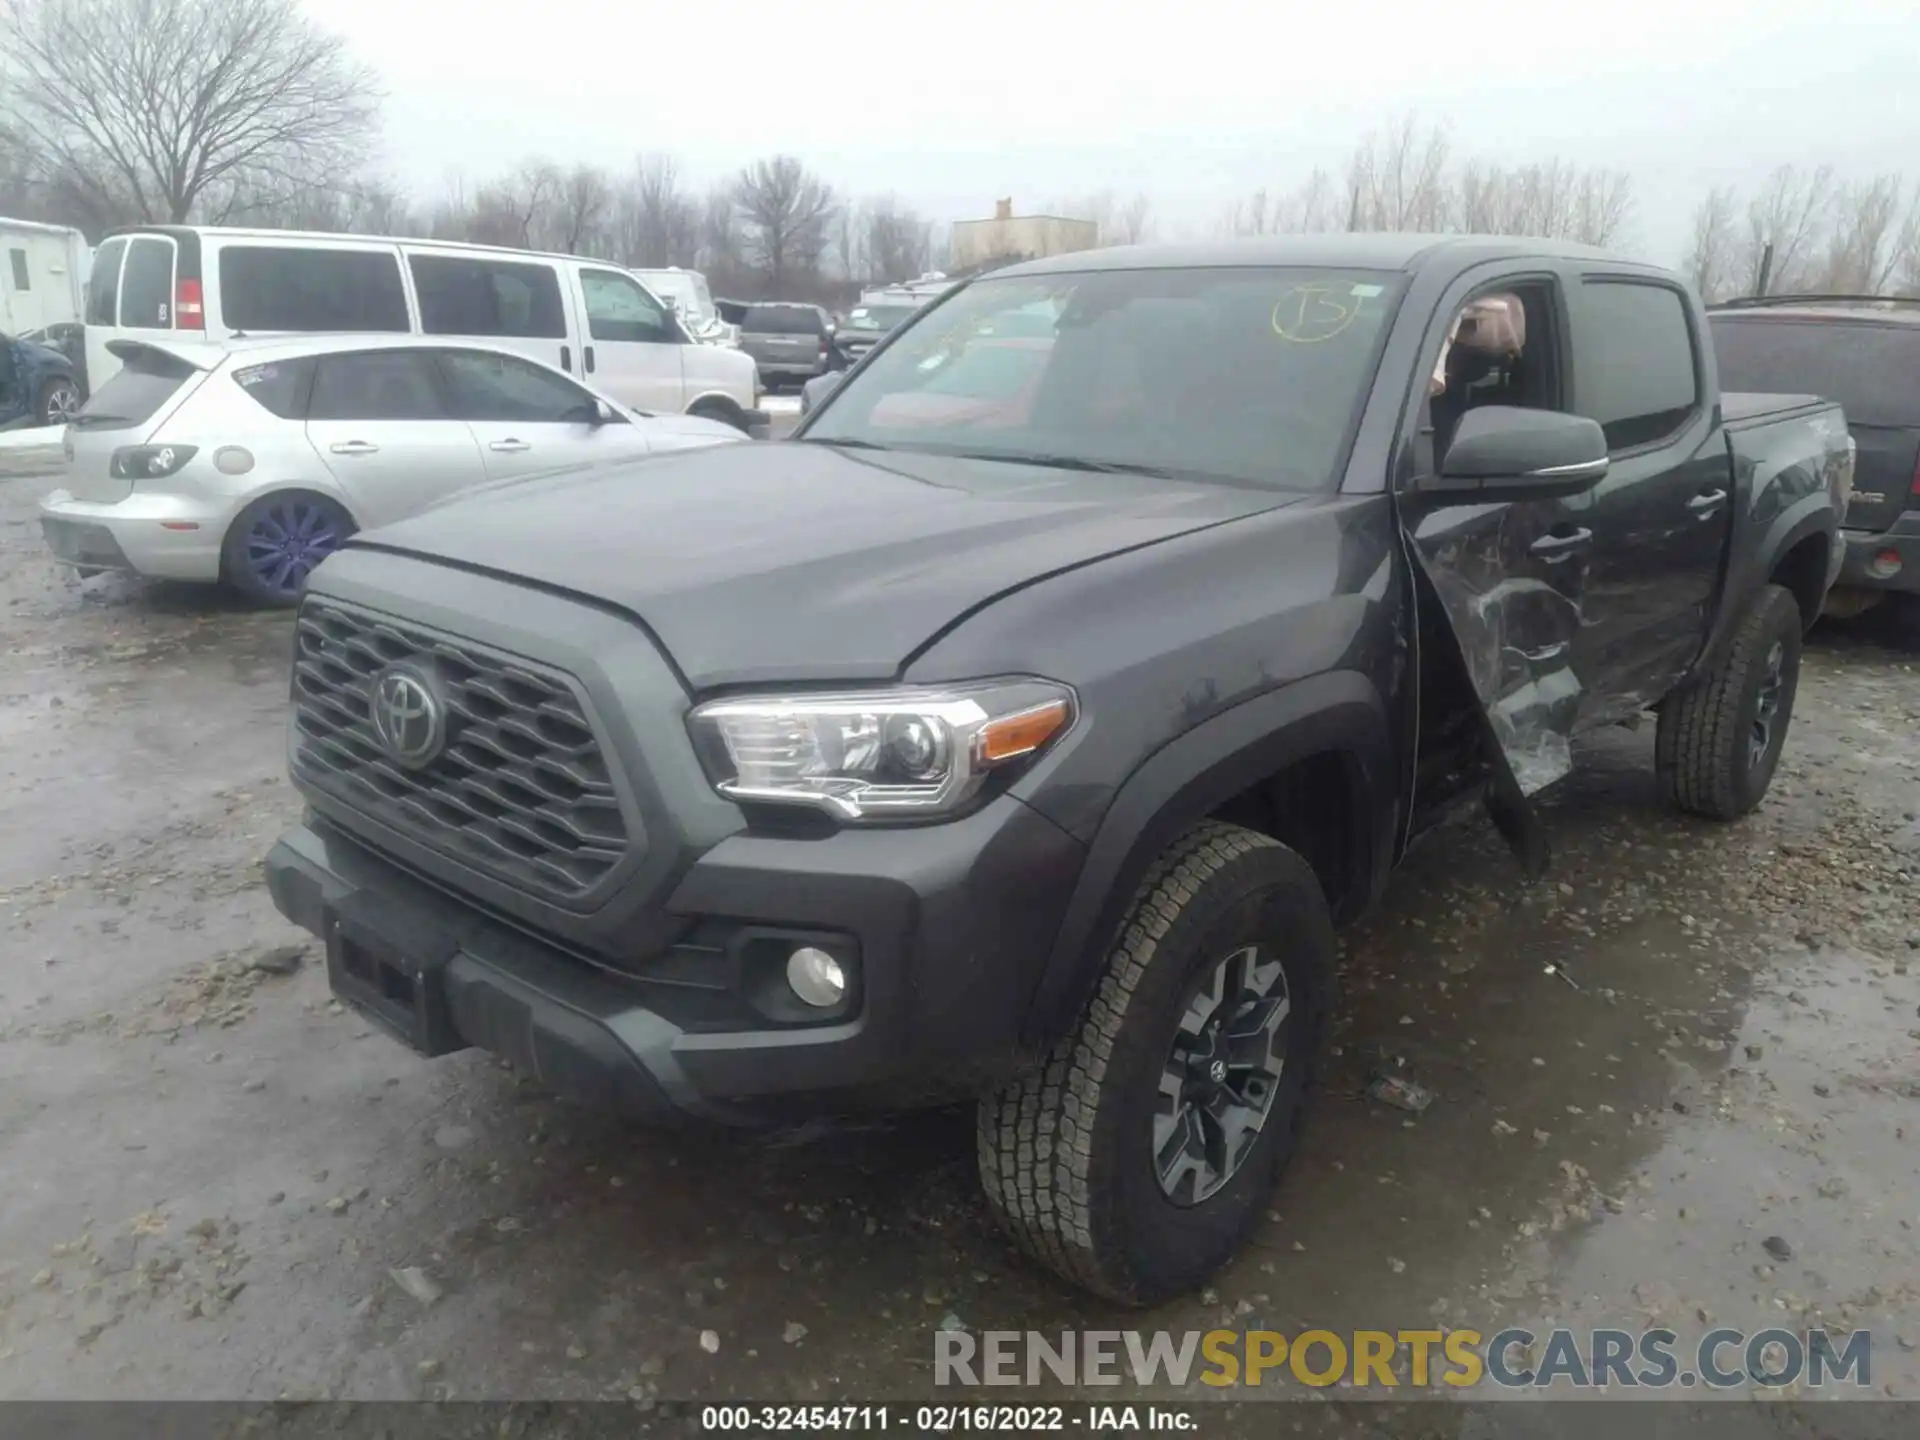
(995, 233, 1633, 278)
(1709, 295, 1920, 327)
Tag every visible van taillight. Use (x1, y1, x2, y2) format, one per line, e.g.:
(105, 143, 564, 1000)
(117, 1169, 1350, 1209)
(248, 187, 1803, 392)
(175, 278, 204, 330)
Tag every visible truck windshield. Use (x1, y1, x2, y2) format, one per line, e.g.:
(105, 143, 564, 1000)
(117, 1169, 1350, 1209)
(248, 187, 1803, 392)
(802, 266, 1404, 491)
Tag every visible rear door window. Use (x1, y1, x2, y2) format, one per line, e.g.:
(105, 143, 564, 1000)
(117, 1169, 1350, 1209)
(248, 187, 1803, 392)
(231, 358, 315, 419)
(72, 346, 199, 430)
(85, 240, 127, 325)
(1710, 317, 1920, 428)
(409, 255, 568, 339)
(9, 249, 30, 291)
(118, 237, 176, 329)
(308, 351, 447, 422)
(1574, 280, 1701, 450)
(218, 247, 410, 333)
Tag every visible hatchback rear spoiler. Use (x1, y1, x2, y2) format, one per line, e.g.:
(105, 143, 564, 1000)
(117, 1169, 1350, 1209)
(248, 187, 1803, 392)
(104, 337, 225, 370)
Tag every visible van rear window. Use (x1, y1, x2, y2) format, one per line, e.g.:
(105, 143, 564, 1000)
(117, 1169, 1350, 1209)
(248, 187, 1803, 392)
(218, 247, 410, 333)
(72, 346, 199, 431)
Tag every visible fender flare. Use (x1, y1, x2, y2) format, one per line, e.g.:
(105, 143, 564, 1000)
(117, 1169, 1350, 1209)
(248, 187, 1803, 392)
(1020, 669, 1395, 1047)
(1703, 499, 1836, 671)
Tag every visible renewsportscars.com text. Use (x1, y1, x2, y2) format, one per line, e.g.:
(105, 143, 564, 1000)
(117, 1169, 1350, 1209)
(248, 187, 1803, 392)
(933, 1327, 1873, 1391)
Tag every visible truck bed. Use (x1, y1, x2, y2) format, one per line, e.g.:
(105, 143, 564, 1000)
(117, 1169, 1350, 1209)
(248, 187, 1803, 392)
(1722, 391, 1830, 428)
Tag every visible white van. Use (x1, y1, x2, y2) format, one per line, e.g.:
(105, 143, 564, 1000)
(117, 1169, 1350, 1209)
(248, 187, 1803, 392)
(82, 227, 768, 435)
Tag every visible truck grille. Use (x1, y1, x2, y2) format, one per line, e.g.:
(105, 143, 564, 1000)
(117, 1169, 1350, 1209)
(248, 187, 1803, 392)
(292, 601, 631, 902)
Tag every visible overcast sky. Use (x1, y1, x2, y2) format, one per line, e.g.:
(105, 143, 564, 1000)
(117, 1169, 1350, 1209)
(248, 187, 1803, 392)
(303, 0, 1916, 265)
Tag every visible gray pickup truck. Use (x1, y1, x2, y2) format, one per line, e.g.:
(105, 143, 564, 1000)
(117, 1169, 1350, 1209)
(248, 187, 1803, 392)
(265, 235, 1850, 1304)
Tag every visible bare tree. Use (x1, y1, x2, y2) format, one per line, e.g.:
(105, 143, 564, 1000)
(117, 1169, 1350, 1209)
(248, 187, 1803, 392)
(1820, 175, 1906, 293)
(0, 0, 380, 228)
(1739, 164, 1835, 294)
(1896, 200, 1920, 297)
(732, 155, 836, 295)
(1047, 190, 1151, 246)
(544, 164, 611, 256)
(864, 195, 930, 281)
(698, 184, 746, 290)
(835, 200, 865, 280)
(612, 154, 698, 267)
(1114, 193, 1154, 245)
(1346, 115, 1452, 231)
(1569, 168, 1634, 246)
(1686, 186, 1739, 302)
(1220, 169, 1338, 237)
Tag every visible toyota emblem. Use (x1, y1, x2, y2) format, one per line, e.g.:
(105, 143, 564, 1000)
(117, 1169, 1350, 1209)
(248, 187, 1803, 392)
(370, 665, 445, 768)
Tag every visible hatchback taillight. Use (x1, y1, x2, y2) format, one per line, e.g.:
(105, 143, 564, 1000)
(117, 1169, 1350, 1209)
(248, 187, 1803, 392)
(175, 278, 204, 331)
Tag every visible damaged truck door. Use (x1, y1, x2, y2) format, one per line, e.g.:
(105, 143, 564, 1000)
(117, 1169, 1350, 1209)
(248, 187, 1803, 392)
(1400, 280, 1606, 802)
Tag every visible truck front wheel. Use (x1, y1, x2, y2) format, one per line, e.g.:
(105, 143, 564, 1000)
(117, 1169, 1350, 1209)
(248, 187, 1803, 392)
(977, 821, 1334, 1305)
(1656, 581, 1803, 819)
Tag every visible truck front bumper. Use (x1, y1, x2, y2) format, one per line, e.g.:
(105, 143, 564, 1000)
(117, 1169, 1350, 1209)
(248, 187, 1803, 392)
(264, 798, 1085, 1125)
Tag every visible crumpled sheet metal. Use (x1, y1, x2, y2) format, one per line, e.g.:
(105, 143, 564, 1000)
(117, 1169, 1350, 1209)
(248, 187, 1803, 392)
(1410, 504, 1584, 799)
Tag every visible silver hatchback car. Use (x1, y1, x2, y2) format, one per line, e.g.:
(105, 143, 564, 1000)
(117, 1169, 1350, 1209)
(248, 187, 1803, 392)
(39, 334, 745, 603)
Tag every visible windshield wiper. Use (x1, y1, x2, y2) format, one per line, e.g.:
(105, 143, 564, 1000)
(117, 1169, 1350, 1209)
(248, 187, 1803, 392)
(945, 449, 1179, 478)
(67, 413, 129, 428)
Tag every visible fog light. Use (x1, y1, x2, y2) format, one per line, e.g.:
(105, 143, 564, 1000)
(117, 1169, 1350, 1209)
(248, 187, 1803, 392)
(786, 946, 846, 1007)
(1868, 548, 1902, 579)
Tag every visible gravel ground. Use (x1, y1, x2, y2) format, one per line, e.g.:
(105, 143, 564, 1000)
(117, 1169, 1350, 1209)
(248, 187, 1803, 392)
(1, 455, 1916, 1427)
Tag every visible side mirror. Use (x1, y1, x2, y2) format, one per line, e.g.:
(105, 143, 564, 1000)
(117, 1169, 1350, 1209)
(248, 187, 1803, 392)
(1419, 406, 1609, 503)
(0, 338, 17, 387)
(590, 399, 617, 426)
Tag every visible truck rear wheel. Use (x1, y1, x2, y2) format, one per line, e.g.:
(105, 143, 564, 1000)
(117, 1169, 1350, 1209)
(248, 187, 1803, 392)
(1656, 581, 1803, 819)
(977, 821, 1333, 1305)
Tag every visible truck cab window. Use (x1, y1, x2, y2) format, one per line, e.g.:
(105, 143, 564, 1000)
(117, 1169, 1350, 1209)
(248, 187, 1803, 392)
(1575, 280, 1699, 451)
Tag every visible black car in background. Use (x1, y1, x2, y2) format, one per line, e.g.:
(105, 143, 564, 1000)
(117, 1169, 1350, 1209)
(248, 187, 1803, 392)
(1710, 296, 1920, 630)
(830, 301, 920, 368)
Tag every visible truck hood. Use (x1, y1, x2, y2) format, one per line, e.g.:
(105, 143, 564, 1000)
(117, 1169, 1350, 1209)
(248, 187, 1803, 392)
(353, 441, 1297, 689)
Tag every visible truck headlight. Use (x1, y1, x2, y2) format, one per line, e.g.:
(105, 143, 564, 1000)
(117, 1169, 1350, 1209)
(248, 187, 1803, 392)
(688, 679, 1075, 820)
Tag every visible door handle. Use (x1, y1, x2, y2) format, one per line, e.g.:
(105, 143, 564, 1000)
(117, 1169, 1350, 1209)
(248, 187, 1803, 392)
(560, 345, 572, 373)
(1518, 640, 1570, 663)
(328, 440, 379, 456)
(1529, 527, 1593, 562)
(1688, 488, 1728, 514)
(584, 346, 596, 374)
(488, 439, 531, 453)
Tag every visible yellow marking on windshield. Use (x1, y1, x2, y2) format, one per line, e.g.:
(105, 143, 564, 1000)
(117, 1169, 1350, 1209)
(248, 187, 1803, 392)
(1271, 285, 1362, 343)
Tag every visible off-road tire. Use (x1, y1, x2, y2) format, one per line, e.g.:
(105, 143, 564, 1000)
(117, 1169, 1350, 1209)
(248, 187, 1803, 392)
(1656, 581, 1803, 819)
(977, 821, 1334, 1305)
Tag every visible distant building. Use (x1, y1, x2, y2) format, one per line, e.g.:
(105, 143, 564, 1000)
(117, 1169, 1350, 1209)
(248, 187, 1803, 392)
(949, 199, 1097, 273)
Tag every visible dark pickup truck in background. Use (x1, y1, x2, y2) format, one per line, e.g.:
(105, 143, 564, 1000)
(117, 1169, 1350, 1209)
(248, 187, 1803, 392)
(265, 235, 1849, 1305)
(1710, 295, 1918, 633)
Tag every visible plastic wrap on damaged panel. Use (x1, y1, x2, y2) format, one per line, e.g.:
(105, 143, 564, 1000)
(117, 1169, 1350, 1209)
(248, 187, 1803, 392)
(1405, 499, 1587, 805)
